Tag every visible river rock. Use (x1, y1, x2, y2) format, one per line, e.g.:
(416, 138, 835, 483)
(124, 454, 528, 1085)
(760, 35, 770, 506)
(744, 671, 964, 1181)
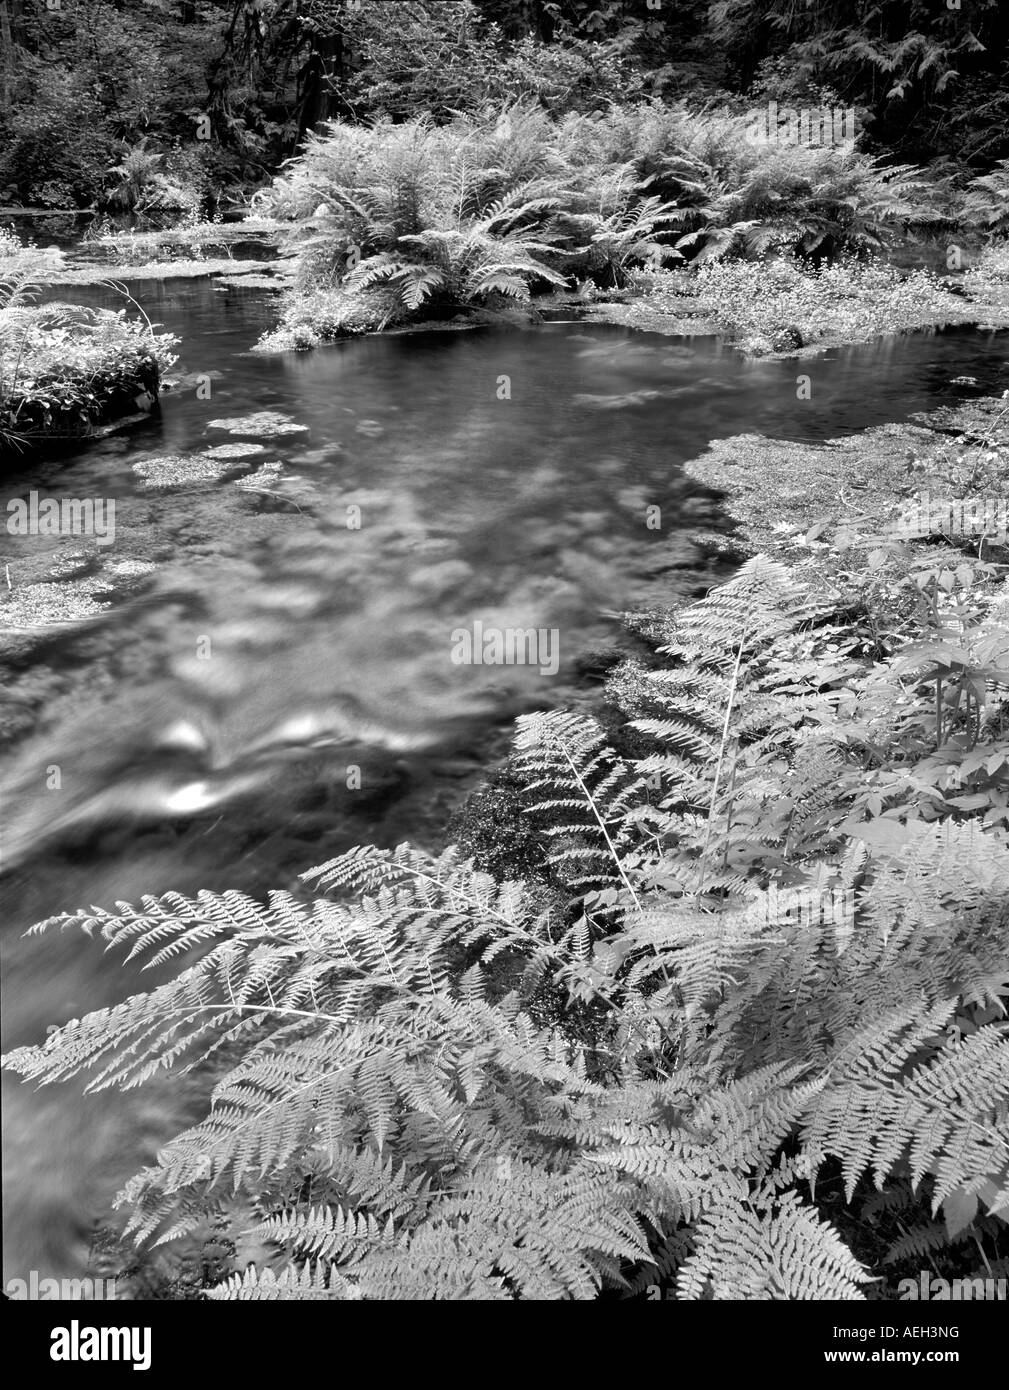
(132, 454, 239, 489)
(207, 411, 309, 437)
(202, 443, 270, 460)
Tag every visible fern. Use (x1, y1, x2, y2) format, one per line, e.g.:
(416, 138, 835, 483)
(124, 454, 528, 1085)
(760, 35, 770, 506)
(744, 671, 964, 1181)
(6, 531, 1009, 1299)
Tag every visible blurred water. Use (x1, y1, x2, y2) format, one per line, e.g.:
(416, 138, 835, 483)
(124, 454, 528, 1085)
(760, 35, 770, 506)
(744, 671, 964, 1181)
(2, 275, 1007, 1283)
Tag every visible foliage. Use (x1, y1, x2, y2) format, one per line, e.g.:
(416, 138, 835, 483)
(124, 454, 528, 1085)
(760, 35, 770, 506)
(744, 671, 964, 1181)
(344, 2, 644, 119)
(255, 106, 610, 333)
(633, 254, 976, 355)
(960, 162, 1009, 239)
(0, 0, 326, 209)
(555, 102, 945, 264)
(255, 98, 969, 338)
(5, 0, 1009, 1303)
(104, 141, 207, 221)
(963, 245, 1009, 328)
(0, 236, 178, 447)
(4, 0, 1009, 216)
(6, 499, 1009, 1296)
(709, 0, 1009, 165)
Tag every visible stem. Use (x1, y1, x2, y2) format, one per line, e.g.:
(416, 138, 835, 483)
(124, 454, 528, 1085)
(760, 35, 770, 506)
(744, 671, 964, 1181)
(943, 673, 964, 748)
(697, 628, 747, 893)
(935, 670, 943, 748)
(559, 745, 641, 913)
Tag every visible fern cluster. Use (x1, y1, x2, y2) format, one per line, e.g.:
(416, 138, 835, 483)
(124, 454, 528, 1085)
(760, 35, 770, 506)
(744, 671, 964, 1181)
(254, 97, 1009, 344)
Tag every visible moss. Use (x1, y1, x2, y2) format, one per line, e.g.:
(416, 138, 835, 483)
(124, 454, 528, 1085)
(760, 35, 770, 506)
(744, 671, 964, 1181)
(206, 411, 308, 437)
(0, 552, 156, 638)
(588, 257, 981, 357)
(449, 764, 549, 885)
(1, 278, 177, 447)
(253, 284, 412, 351)
(962, 244, 1009, 329)
(681, 394, 1009, 566)
(681, 426, 933, 557)
(38, 258, 278, 287)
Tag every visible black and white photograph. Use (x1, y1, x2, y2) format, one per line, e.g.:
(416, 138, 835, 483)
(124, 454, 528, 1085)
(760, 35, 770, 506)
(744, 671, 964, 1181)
(0, 0, 1007, 1352)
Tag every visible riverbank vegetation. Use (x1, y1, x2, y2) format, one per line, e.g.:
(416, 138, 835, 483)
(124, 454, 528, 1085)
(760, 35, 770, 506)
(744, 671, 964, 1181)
(6, 391, 1009, 1299)
(3, 0, 1009, 215)
(253, 100, 1009, 349)
(601, 258, 985, 355)
(8, 2, 1009, 354)
(0, 232, 179, 451)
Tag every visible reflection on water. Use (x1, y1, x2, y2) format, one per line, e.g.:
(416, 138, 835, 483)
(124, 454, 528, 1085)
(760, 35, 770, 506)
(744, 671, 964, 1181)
(2, 276, 1007, 1281)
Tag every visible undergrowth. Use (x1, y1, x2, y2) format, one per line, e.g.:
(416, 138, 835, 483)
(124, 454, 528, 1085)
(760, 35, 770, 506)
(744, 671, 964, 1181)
(5, 417, 1008, 1299)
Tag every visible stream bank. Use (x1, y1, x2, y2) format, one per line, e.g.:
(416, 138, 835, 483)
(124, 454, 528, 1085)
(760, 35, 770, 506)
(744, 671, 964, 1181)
(1, 264, 1007, 1285)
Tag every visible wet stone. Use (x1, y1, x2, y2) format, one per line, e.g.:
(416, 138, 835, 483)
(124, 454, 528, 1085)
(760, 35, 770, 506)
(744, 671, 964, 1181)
(207, 411, 309, 438)
(132, 454, 240, 490)
(233, 463, 318, 508)
(0, 581, 111, 628)
(201, 443, 270, 460)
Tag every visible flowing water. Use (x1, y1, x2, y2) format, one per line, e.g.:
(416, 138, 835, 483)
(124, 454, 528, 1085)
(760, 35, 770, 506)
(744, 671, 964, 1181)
(2, 274, 1007, 1282)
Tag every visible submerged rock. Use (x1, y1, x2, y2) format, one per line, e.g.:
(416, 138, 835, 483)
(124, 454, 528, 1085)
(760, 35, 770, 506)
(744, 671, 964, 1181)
(233, 461, 285, 490)
(0, 581, 111, 628)
(293, 443, 345, 464)
(132, 453, 240, 489)
(207, 411, 309, 437)
(233, 462, 318, 507)
(202, 443, 270, 460)
(161, 370, 225, 392)
(0, 558, 156, 635)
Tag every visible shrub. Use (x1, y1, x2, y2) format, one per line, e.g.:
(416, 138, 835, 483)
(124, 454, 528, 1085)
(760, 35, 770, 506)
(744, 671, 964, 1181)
(635, 254, 976, 353)
(343, 2, 642, 121)
(0, 242, 178, 447)
(960, 163, 1009, 238)
(0, 72, 111, 208)
(254, 100, 959, 341)
(963, 244, 1009, 327)
(557, 101, 944, 263)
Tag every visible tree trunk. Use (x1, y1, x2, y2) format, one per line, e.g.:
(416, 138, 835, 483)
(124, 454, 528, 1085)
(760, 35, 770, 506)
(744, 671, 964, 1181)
(0, 0, 26, 110)
(297, 29, 341, 141)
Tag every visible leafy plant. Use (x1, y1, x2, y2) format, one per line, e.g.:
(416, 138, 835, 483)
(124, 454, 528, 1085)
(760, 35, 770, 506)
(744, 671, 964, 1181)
(634, 253, 976, 355)
(6, 539, 1007, 1298)
(0, 237, 178, 447)
(960, 162, 1009, 238)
